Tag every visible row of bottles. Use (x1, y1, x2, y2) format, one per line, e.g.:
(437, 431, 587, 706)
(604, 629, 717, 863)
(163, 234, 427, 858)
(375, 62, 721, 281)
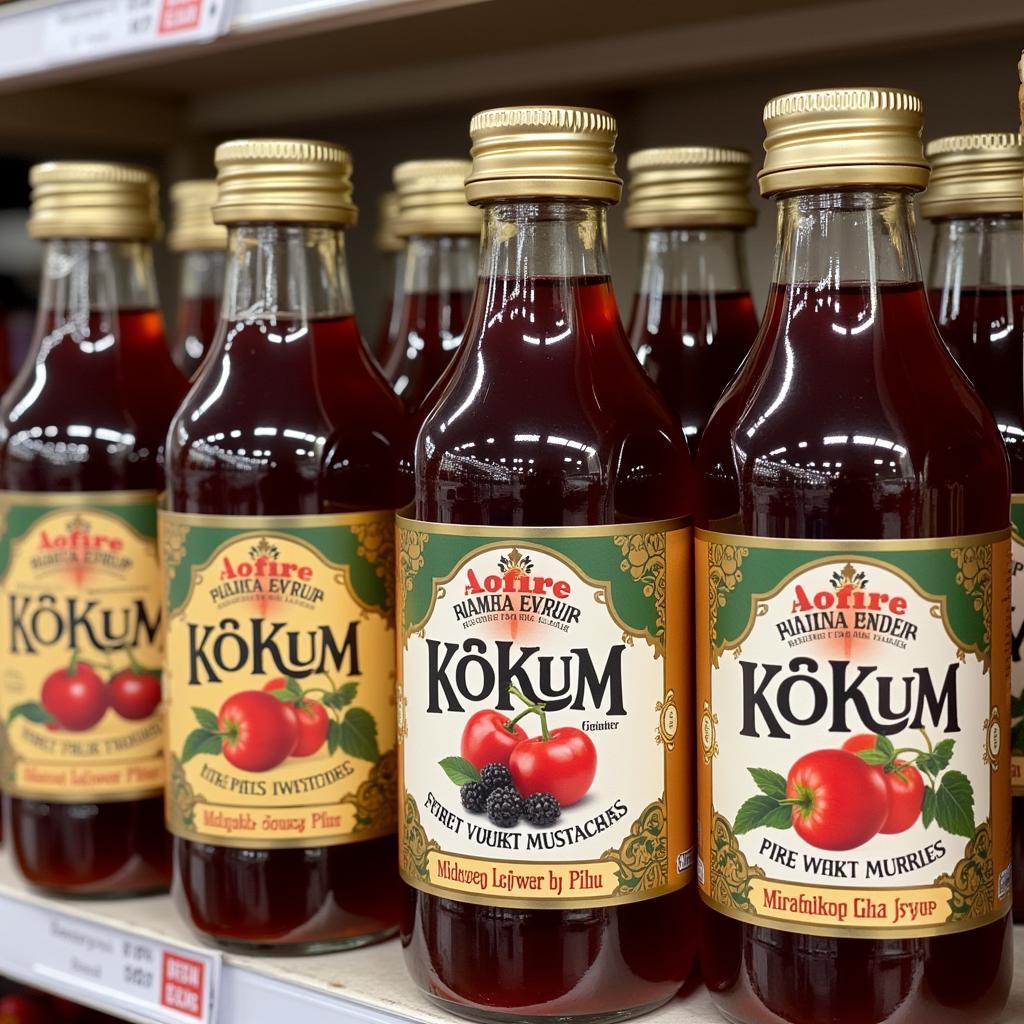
(0, 87, 1018, 1024)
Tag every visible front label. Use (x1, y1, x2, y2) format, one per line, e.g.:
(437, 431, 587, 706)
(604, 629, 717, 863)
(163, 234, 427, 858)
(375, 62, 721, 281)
(696, 530, 1012, 938)
(1012, 497, 1024, 794)
(0, 492, 164, 801)
(162, 511, 397, 848)
(398, 518, 693, 910)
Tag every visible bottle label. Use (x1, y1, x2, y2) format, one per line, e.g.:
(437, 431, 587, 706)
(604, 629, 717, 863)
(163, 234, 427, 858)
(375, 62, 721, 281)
(0, 492, 164, 802)
(161, 511, 397, 849)
(397, 518, 693, 910)
(696, 529, 1012, 938)
(1012, 497, 1024, 795)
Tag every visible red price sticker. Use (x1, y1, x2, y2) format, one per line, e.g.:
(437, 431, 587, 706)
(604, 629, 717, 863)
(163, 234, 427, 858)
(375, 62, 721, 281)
(161, 952, 207, 1018)
(158, 0, 203, 33)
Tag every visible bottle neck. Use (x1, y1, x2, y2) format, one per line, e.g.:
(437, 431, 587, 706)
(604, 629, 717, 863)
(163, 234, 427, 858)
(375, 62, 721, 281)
(636, 226, 750, 298)
(769, 188, 924, 298)
(36, 238, 160, 322)
(927, 214, 1024, 295)
(179, 248, 227, 301)
(222, 223, 355, 322)
(477, 199, 612, 284)
(403, 234, 478, 297)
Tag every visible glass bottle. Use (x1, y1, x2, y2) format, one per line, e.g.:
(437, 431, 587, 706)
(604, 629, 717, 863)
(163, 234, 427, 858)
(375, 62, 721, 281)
(163, 138, 409, 952)
(399, 106, 697, 1022)
(382, 159, 479, 412)
(921, 131, 1024, 922)
(695, 88, 1013, 1024)
(0, 162, 185, 895)
(373, 190, 405, 363)
(167, 180, 226, 379)
(625, 147, 759, 454)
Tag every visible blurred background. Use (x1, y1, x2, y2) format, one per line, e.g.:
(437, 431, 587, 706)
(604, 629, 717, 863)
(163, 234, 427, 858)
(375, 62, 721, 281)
(0, 0, 1021, 344)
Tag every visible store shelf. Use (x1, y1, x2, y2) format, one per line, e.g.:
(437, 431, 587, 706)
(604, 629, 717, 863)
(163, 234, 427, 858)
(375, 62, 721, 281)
(0, 849, 1020, 1024)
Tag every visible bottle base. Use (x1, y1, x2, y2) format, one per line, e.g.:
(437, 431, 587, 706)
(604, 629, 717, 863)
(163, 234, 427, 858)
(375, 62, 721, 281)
(421, 993, 676, 1024)
(25, 881, 169, 901)
(190, 925, 399, 957)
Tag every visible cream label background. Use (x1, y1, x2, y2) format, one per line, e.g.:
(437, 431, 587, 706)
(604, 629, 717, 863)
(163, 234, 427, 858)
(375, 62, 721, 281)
(162, 511, 396, 849)
(398, 519, 692, 910)
(0, 492, 163, 801)
(696, 531, 1011, 939)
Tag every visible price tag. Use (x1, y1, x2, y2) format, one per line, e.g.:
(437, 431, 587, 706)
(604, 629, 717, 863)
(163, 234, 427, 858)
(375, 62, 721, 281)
(42, 0, 231, 67)
(0, 896, 221, 1023)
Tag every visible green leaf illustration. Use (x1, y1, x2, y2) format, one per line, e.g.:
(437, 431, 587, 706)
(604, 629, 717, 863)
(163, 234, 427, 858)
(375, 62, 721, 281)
(338, 707, 379, 763)
(934, 770, 975, 839)
(8, 702, 54, 725)
(182, 728, 222, 764)
(855, 748, 891, 766)
(921, 785, 937, 828)
(917, 738, 955, 776)
(192, 707, 219, 731)
(748, 767, 787, 800)
(322, 682, 358, 711)
(734, 794, 792, 835)
(438, 756, 482, 786)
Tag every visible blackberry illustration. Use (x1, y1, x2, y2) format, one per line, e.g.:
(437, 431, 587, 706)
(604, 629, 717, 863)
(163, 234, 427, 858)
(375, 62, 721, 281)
(486, 786, 523, 828)
(523, 792, 561, 827)
(480, 762, 514, 792)
(460, 781, 489, 813)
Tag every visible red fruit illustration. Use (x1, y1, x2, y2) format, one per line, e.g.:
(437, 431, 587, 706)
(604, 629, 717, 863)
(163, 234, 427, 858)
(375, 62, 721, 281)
(41, 660, 107, 731)
(510, 726, 597, 807)
(108, 669, 161, 720)
(786, 748, 889, 850)
(461, 709, 529, 769)
(842, 733, 925, 834)
(218, 691, 298, 772)
(264, 677, 329, 757)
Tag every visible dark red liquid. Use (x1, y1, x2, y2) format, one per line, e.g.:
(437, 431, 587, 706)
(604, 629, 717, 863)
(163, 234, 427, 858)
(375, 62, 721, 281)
(374, 298, 394, 362)
(169, 313, 409, 950)
(172, 294, 220, 379)
(0, 308, 185, 895)
(929, 285, 1024, 923)
(403, 276, 697, 1018)
(696, 283, 1013, 1024)
(384, 290, 473, 413)
(629, 291, 758, 454)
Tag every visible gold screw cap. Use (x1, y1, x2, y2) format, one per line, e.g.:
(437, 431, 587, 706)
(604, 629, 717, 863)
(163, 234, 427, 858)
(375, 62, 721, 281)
(759, 87, 929, 197)
(919, 133, 1024, 219)
(376, 191, 403, 253)
(28, 161, 160, 242)
(465, 106, 621, 204)
(624, 147, 756, 230)
(168, 179, 227, 252)
(393, 159, 481, 238)
(213, 138, 357, 227)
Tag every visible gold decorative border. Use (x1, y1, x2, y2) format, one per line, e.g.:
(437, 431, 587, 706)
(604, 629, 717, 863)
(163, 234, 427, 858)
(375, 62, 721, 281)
(600, 796, 669, 895)
(696, 527, 1010, 551)
(397, 515, 688, 540)
(160, 509, 392, 529)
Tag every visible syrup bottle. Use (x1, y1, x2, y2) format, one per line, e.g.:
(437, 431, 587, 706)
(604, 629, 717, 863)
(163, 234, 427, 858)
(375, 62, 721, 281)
(399, 106, 697, 1021)
(163, 138, 409, 952)
(382, 159, 479, 411)
(373, 190, 405, 363)
(921, 131, 1024, 922)
(0, 162, 186, 895)
(696, 88, 1013, 1024)
(167, 180, 226, 379)
(625, 147, 759, 453)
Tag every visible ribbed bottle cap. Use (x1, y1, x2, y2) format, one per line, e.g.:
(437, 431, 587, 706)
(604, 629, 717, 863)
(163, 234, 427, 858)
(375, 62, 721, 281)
(624, 146, 756, 229)
(465, 106, 622, 204)
(28, 161, 161, 241)
(919, 133, 1024, 219)
(393, 159, 481, 237)
(213, 138, 357, 227)
(376, 191, 403, 253)
(759, 87, 929, 197)
(168, 179, 226, 252)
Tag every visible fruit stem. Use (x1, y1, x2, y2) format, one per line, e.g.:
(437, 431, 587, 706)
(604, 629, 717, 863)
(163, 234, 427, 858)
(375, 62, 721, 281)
(506, 686, 551, 740)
